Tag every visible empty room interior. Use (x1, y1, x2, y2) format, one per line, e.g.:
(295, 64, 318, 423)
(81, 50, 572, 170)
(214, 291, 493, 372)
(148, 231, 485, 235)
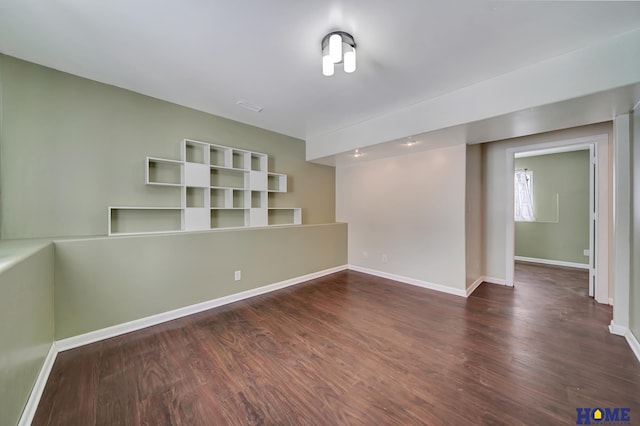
(2, 1, 640, 425)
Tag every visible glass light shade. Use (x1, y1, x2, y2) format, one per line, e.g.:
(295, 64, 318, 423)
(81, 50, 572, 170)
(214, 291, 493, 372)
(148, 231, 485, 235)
(343, 48, 356, 73)
(329, 33, 342, 63)
(322, 54, 334, 76)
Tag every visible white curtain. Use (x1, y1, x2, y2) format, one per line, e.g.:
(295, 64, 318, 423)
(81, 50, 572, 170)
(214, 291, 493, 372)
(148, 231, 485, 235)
(514, 170, 535, 221)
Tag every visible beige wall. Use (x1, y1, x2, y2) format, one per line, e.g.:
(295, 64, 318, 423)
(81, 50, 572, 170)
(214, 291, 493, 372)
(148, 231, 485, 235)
(465, 144, 484, 288)
(336, 144, 467, 290)
(0, 242, 54, 426)
(482, 122, 613, 290)
(0, 55, 335, 239)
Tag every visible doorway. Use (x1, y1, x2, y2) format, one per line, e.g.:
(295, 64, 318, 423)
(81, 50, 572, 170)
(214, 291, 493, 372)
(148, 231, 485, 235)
(505, 134, 609, 304)
(513, 147, 592, 297)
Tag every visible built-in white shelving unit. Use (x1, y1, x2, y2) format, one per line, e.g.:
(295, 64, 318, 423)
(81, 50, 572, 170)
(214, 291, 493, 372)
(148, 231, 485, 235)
(108, 139, 301, 236)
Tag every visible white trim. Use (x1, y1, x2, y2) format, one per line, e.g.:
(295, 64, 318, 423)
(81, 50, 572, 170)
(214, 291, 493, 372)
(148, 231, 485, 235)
(514, 256, 589, 270)
(482, 276, 508, 286)
(609, 322, 640, 364)
(625, 329, 640, 364)
(609, 298, 613, 306)
(347, 265, 467, 297)
(466, 277, 484, 297)
(57, 265, 348, 351)
(505, 134, 609, 303)
(609, 321, 627, 336)
(18, 343, 58, 426)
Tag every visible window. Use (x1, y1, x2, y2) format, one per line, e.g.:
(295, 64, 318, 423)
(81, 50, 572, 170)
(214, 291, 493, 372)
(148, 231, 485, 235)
(514, 169, 535, 221)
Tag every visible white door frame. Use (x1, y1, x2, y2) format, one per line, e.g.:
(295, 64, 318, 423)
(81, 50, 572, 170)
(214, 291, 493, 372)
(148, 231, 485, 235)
(505, 134, 609, 304)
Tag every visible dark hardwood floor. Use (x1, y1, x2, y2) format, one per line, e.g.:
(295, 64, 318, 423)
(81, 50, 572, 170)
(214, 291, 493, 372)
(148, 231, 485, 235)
(33, 263, 640, 425)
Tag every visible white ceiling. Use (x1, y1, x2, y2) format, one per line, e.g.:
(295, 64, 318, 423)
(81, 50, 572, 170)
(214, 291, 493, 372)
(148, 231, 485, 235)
(1, 0, 640, 161)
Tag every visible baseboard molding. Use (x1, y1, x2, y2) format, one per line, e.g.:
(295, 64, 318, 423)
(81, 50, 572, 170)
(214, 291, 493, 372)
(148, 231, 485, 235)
(514, 256, 589, 270)
(609, 321, 627, 336)
(625, 329, 640, 364)
(57, 265, 348, 352)
(18, 342, 58, 426)
(348, 265, 467, 298)
(481, 276, 508, 286)
(466, 277, 484, 297)
(608, 322, 640, 364)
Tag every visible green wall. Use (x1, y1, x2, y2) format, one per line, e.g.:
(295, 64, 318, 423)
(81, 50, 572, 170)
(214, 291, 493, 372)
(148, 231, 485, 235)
(0, 54, 335, 239)
(514, 150, 590, 265)
(55, 223, 347, 339)
(0, 242, 54, 426)
(0, 54, 346, 424)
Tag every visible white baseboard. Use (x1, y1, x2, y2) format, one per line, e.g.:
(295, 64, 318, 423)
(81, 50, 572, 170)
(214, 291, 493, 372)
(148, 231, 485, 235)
(18, 342, 58, 426)
(609, 321, 627, 336)
(608, 321, 640, 364)
(481, 276, 508, 286)
(466, 277, 484, 297)
(626, 329, 640, 364)
(514, 256, 589, 270)
(348, 265, 467, 298)
(57, 265, 348, 352)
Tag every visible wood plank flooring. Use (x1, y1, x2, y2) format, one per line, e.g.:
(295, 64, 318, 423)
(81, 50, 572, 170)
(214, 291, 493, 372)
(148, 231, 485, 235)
(33, 263, 640, 425)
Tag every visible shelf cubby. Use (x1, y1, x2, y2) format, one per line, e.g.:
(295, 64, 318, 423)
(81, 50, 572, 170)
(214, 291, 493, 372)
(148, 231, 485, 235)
(210, 167, 246, 189)
(186, 187, 206, 208)
(268, 208, 302, 226)
(109, 207, 182, 235)
(183, 139, 208, 164)
(146, 157, 183, 186)
(251, 153, 267, 172)
(211, 209, 248, 229)
(209, 144, 231, 167)
(251, 191, 265, 208)
(210, 188, 230, 208)
(267, 173, 287, 192)
(232, 189, 249, 208)
(232, 150, 249, 169)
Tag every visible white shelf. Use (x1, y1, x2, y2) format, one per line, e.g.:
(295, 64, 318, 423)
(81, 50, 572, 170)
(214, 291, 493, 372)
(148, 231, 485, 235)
(146, 157, 183, 186)
(109, 139, 301, 235)
(147, 182, 183, 188)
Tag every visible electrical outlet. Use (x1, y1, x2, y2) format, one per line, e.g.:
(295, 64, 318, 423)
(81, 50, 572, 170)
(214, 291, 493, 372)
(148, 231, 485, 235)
(382, 254, 388, 263)
(583, 249, 590, 257)
(234, 270, 241, 281)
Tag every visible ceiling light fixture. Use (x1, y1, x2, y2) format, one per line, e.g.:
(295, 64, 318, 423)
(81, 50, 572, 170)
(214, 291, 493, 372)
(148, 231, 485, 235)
(403, 138, 418, 147)
(322, 31, 356, 76)
(353, 149, 364, 158)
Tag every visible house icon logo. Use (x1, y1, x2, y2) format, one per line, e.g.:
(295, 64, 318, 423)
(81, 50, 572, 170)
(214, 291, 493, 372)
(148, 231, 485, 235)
(592, 409, 602, 421)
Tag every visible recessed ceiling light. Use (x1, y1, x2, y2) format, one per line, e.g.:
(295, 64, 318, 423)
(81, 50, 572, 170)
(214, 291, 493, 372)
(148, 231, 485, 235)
(236, 100, 263, 113)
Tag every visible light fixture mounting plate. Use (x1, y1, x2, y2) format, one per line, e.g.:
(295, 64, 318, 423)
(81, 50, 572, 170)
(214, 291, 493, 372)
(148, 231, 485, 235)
(321, 31, 356, 51)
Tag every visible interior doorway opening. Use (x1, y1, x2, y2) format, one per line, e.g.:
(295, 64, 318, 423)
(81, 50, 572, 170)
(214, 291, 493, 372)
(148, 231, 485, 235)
(505, 134, 609, 305)
(513, 146, 593, 296)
